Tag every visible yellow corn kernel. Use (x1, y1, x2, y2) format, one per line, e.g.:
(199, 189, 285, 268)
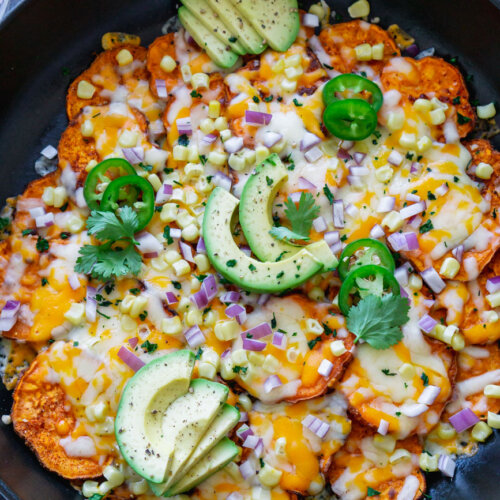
(484, 310, 499, 323)
(172, 259, 190, 276)
(348, 0, 370, 18)
(386, 111, 405, 131)
(419, 452, 438, 472)
(182, 224, 199, 242)
(280, 79, 297, 93)
(429, 108, 446, 125)
(248, 352, 265, 366)
(196, 176, 213, 194)
(64, 303, 85, 325)
(471, 421, 493, 442)
(67, 215, 84, 232)
(198, 362, 217, 380)
(129, 480, 149, 495)
(191, 72, 209, 90)
(255, 146, 270, 164)
(208, 151, 228, 166)
(214, 116, 228, 131)
(476, 162, 493, 180)
(214, 320, 240, 341)
(263, 354, 280, 373)
(284, 54, 302, 67)
(417, 136, 433, 153)
(487, 411, 500, 429)
(477, 102, 496, 119)
(274, 436, 287, 457)
(77, 80, 96, 99)
(129, 296, 148, 319)
(308, 286, 325, 302)
(119, 295, 135, 314)
(436, 422, 456, 440)
(486, 291, 500, 308)
(354, 43, 372, 61)
(85, 159, 98, 172)
(147, 173, 162, 192)
(431, 97, 448, 110)
(160, 203, 178, 223)
(185, 190, 198, 205)
(42, 187, 55, 205)
(164, 250, 181, 264)
(173, 145, 189, 161)
(81, 119, 94, 137)
(176, 297, 190, 314)
(372, 43, 385, 60)
(375, 164, 394, 183)
(203, 310, 218, 327)
(151, 256, 168, 271)
(187, 145, 199, 162)
(201, 348, 220, 368)
(186, 309, 203, 327)
(408, 274, 423, 291)
(144, 148, 169, 171)
(373, 434, 396, 453)
(330, 340, 346, 357)
(389, 449, 411, 464)
(162, 316, 182, 335)
(382, 211, 404, 232)
(228, 153, 246, 171)
(220, 129, 232, 141)
(208, 100, 221, 119)
(118, 130, 138, 147)
(194, 254, 210, 273)
(284, 65, 303, 80)
(232, 349, 248, 365)
(399, 363, 416, 380)
(200, 118, 215, 134)
(220, 357, 236, 380)
(238, 393, 252, 412)
(399, 132, 417, 149)
(120, 315, 136, 332)
(171, 188, 185, 203)
(181, 64, 192, 82)
(116, 49, 133, 66)
(177, 210, 196, 228)
(440, 257, 460, 279)
(413, 98, 432, 112)
(258, 463, 282, 488)
(451, 332, 465, 351)
(484, 384, 500, 398)
(247, 102, 259, 112)
(52, 187, 68, 208)
(82, 481, 100, 497)
(272, 59, 285, 73)
(160, 55, 176, 73)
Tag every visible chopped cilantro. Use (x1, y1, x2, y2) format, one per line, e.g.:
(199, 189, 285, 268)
(190, 90, 202, 98)
(292, 98, 303, 107)
(172, 281, 182, 290)
(178, 134, 189, 146)
(141, 340, 157, 353)
(163, 226, 174, 244)
(232, 365, 248, 375)
(252, 96, 260, 103)
(381, 368, 397, 376)
(41, 278, 49, 286)
(367, 487, 381, 497)
(421, 372, 429, 386)
(36, 236, 49, 253)
(271, 313, 277, 329)
(323, 185, 335, 204)
(457, 113, 471, 124)
(419, 220, 434, 234)
(266, 176, 274, 186)
(226, 259, 237, 267)
(307, 336, 321, 350)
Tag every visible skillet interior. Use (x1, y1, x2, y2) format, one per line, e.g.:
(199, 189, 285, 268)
(0, 0, 499, 498)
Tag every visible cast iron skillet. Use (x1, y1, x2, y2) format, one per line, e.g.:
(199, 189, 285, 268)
(0, 1, 499, 499)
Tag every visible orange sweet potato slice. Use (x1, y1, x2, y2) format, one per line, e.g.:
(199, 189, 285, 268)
(380, 56, 475, 137)
(66, 45, 148, 121)
(12, 348, 110, 479)
(318, 20, 400, 75)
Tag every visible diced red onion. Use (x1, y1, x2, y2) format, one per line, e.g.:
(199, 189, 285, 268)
(347, 175, 364, 187)
(242, 322, 272, 340)
(302, 414, 330, 439)
(438, 454, 456, 478)
(404, 43, 420, 57)
(29, 206, 45, 219)
(394, 265, 409, 286)
(202, 274, 217, 301)
(370, 224, 385, 239)
(377, 196, 395, 213)
(302, 12, 320, 27)
(452, 244, 464, 263)
(313, 216, 327, 233)
(401, 403, 428, 417)
(117, 346, 145, 372)
(1, 300, 21, 319)
(169, 228, 182, 239)
(165, 292, 178, 305)
(224, 136, 244, 154)
(420, 267, 446, 294)
(418, 314, 438, 333)
(345, 203, 359, 217)
(341, 140, 354, 150)
(330, 241, 343, 254)
(176, 117, 192, 136)
(324, 231, 340, 245)
(128, 337, 139, 348)
(35, 212, 55, 228)
(298, 176, 317, 191)
(408, 215, 422, 230)
(225, 304, 247, 324)
(155, 183, 173, 204)
(221, 348, 231, 359)
(212, 171, 232, 191)
(202, 133, 217, 145)
(227, 493, 243, 500)
(242, 434, 261, 450)
(486, 276, 500, 294)
(435, 183, 449, 197)
(245, 110, 272, 126)
(257, 294, 270, 306)
(317, 359, 333, 377)
(86, 286, 97, 322)
(220, 291, 240, 303)
(136, 231, 163, 256)
(353, 152, 366, 164)
(272, 331, 287, 350)
(196, 237, 206, 254)
(239, 412, 248, 423)
(300, 132, 321, 151)
(0, 317, 16, 332)
(416, 47, 435, 59)
(349, 165, 369, 176)
(449, 407, 480, 433)
(337, 148, 351, 160)
(410, 162, 421, 174)
(155, 79, 167, 98)
(418, 385, 441, 405)
(236, 424, 253, 440)
(239, 460, 256, 480)
(423, 299, 435, 309)
(68, 274, 81, 290)
(400, 201, 426, 220)
(388, 232, 407, 252)
(263, 131, 283, 148)
(263, 374, 282, 393)
(304, 146, 323, 163)
(388, 150, 403, 166)
(289, 192, 302, 203)
(377, 419, 389, 435)
(179, 241, 194, 263)
(184, 325, 205, 348)
(242, 337, 266, 351)
(404, 232, 419, 251)
(333, 200, 344, 228)
(122, 147, 144, 164)
(406, 193, 420, 202)
(190, 289, 208, 309)
(41, 144, 58, 160)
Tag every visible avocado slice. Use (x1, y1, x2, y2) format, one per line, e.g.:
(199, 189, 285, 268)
(230, 0, 300, 52)
(150, 403, 240, 496)
(115, 350, 195, 483)
(165, 438, 239, 496)
(160, 379, 229, 489)
(180, 0, 247, 56)
(178, 6, 239, 68)
(203, 187, 324, 293)
(206, 0, 267, 54)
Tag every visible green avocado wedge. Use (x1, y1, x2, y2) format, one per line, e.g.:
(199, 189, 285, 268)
(203, 187, 326, 293)
(178, 7, 239, 68)
(230, 0, 300, 52)
(114, 350, 195, 483)
(165, 438, 239, 496)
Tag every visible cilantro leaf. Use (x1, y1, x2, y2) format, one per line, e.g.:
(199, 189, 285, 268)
(367, 487, 381, 497)
(346, 294, 410, 349)
(269, 226, 310, 242)
(87, 207, 139, 242)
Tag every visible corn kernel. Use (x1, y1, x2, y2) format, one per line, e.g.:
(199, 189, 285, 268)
(399, 132, 417, 149)
(419, 452, 438, 472)
(173, 145, 189, 161)
(413, 98, 433, 112)
(280, 79, 297, 93)
(247, 102, 259, 112)
(193, 254, 209, 274)
(81, 119, 94, 137)
(373, 434, 396, 453)
(272, 59, 285, 73)
(471, 421, 492, 442)
(208, 100, 221, 119)
(191, 72, 209, 90)
(305, 318, 323, 334)
(203, 309, 218, 327)
(200, 118, 215, 134)
(129, 296, 148, 319)
(214, 319, 240, 341)
(181, 64, 192, 82)
(375, 164, 394, 183)
(308, 477, 325, 496)
(147, 173, 162, 192)
(390, 449, 411, 464)
(238, 393, 252, 411)
(354, 43, 372, 61)
(186, 309, 203, 327)
(417, 136, 433, 153)
(82, 481, 100, 497)
(484, 384, 500, 398)
(484, 310, 499, 323)
(67, 215, 84, 232)
(330, 340, 346, 357)
(274, 437, 287, 456)
(172, 259, 190, 276)
(129, 480, 149, 495)
(486, 291, 500, 308)
(248, 352, 265, 366)
(348, 0, 370, 18)
(187, 145, 199, 162)
(220, 129, 232, 141)
(199, 362, 217, 379)
(263, 354, 280, 373)
(382, 211, 404, 232)
(85, 159, 98, 172)
(208, 151, 227, 166)
(258, 463, 282, 488)
(228, 153, 246, 171)
(162, 316, 182, 335)
(160, 55, 176, 73)
(477, 102, 496, 120)
(77, 80, 96, 99)
(182, 224, 199, 242)
(284, 65, 303, 80)
(232, 349, 248, 365)
(436, 422, 456, 440)
(429, 108, 446, 125)
(476, 162, 493, 180)
(116, 49, 133, 66)
(42, 187, 55, 205)
(164, 250, 181, 264)
(386, 111, 405, 131)
(309, 3, 326, 20)
(450, 332, 465, 351)
(160, 204, 178, 223)
(196, 176, 213, 194)
(372, 43, 385, 60)
(440, 257, 460, 279)
(284, 54, 302, 68)
(408, 274, 423, 291)
(64, 303, 85, 325)
(171, 188, 185, 203)
(185, 190, 198, 205)
(177, 210, 196, 228)
(220, 357, 236, 380)
(51, 187, 67, 208)
(214, 116, 228, 131)
(308, 286, 325, 302)
(120, 315, 136, 332)
(399, 363, 416, 380)
(487, 411, 500, 429)
(255, 146, 270, 164)
(151, 256, 168, 271)
(118, 130, 138, 147)
(177, 297, 190, 313)
(201, 348, 220, 368)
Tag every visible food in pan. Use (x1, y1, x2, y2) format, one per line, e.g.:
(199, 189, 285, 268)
(0, 0, 499, 498)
